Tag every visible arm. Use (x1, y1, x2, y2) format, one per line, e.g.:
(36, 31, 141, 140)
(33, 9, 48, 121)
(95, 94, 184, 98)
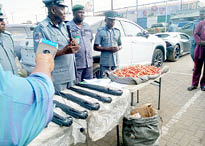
(193, 22, 205, 45)
(0, 54, 55, 145)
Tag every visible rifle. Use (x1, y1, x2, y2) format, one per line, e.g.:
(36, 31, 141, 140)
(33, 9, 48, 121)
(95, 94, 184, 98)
(70, 87, 112, 103)
(53, 100, 88, 119)
(77, 83, 123, 96)
(56, 92, 100, 111)
(52, 112, 73, 127)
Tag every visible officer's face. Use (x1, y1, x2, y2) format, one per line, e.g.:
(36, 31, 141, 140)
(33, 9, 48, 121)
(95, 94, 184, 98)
(105, 18, 115, 29)
(0, 19, 5, 33)
(52, 5, 66, 22)
(73, 10, 85, 23)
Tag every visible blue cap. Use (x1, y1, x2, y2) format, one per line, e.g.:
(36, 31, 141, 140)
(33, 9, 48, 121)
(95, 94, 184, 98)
(104, 11, 118, 19)
(42, 0, 68, 7)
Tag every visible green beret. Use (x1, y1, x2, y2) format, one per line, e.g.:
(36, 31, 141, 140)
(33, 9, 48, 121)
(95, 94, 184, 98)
(72, 4, 84, 12)
(104, 10, 118, 19)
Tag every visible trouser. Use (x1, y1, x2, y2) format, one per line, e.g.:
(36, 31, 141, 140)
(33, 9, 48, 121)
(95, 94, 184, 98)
(192, 58, 205, 87)
(76, 67, 93, 82)
(100, 65, 117, 78)
(54, 81, 76, 92)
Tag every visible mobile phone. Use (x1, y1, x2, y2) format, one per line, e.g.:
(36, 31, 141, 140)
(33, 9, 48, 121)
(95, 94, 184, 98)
(36, 38, 58, 57)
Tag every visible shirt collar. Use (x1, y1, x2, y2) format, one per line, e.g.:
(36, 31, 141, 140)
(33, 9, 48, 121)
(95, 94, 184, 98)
(46, 16, 65, 28)
(71, 19, 86, 29)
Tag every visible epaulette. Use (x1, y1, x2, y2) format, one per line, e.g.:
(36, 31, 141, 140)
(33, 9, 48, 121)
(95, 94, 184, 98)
(3, 31, 11, 35)
(113, 27, 120, 31)
(40, 20, 49, 27)
(97, 27, 104, 32)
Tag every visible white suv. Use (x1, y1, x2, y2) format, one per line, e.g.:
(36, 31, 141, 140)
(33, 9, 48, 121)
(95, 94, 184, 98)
(84, 17, 166, 77)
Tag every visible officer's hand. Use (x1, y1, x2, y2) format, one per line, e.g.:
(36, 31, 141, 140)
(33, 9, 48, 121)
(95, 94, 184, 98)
(69, 38, 79, 46)
(32, 54, 54, 79)
(63, 38, 80, 54)
(111, 46, 120, 52)
(35, 54, 54, 72)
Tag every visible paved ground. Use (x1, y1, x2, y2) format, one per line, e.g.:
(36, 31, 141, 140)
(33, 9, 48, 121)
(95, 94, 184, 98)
(75, 54, 205, 146)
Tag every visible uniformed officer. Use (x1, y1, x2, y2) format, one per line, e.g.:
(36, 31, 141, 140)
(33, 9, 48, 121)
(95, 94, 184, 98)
(94, 10, 122, 78)
(0, 7, 18, 75)
(33, 0, 80, 91)
(67, 4, 93, 82)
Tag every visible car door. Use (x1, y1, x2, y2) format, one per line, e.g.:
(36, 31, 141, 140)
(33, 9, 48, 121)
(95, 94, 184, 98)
(120, 20, 154, 65)
(179, 33, 191, 53)
(114, 20, 132, 67)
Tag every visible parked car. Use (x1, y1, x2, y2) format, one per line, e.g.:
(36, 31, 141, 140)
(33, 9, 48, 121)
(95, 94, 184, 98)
(147, 23, 168, 34)
(177, 21, 194, 36)
(84, 17, 166, 77)
(6, 24, 36, 60)
(6, 24, 36, 73)
(176, 21, 192, 29)
(155, 32, 190, 61)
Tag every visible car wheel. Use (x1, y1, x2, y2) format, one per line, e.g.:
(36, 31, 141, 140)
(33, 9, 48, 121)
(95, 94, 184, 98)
(168, 44, 180, 62)
(152, 49, 164, 67)
(93, 63, 100, 78)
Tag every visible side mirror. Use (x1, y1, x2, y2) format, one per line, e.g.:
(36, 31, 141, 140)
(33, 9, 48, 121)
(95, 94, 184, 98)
(143, 31, 149, 38)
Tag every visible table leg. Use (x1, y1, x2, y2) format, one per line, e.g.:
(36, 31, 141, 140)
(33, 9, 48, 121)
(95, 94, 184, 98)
(137, 90, 139, 103)
(116, 125, 120, 146)
(131, 92, 134, 106)
(158, 77, 162, 110)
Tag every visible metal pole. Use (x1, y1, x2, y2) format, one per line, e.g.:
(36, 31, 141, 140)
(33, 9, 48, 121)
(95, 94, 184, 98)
(165, 0, 168, 32)
(180, 0, 183, 10)
(136, 0, 138, 23)
(71, 0, 73, 8)
(111, 0, 113, 10)
(93, 0, 94, 16)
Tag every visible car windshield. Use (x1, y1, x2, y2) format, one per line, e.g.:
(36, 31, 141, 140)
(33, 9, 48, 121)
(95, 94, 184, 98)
(155, 34, 170, 38)
(151, 24, 163, 28)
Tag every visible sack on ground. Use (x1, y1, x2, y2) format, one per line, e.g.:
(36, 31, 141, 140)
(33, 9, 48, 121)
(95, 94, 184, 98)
(123, 104, 160, 146)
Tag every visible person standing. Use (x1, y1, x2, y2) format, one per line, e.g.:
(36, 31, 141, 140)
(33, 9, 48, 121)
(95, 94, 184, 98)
(94, 11, 122, 78)
(0, 8, 18, 75)
(33, 0, 80, 91)
(168, 21, 177, 32)
(187, 19, 205, 91)
(67, 4, 93, 82)
(190, 9, 205, 61)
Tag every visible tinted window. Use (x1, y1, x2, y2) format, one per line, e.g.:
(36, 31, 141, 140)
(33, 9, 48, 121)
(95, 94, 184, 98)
(182, 23, 193, 29)
(6, 27, 27, 40)
(90, 20, 104, 33)
(121, 21, 141, 37)
(156, 34, 170, 38)
(151, 23, 163, 28)
(180, 34, 189, 40)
